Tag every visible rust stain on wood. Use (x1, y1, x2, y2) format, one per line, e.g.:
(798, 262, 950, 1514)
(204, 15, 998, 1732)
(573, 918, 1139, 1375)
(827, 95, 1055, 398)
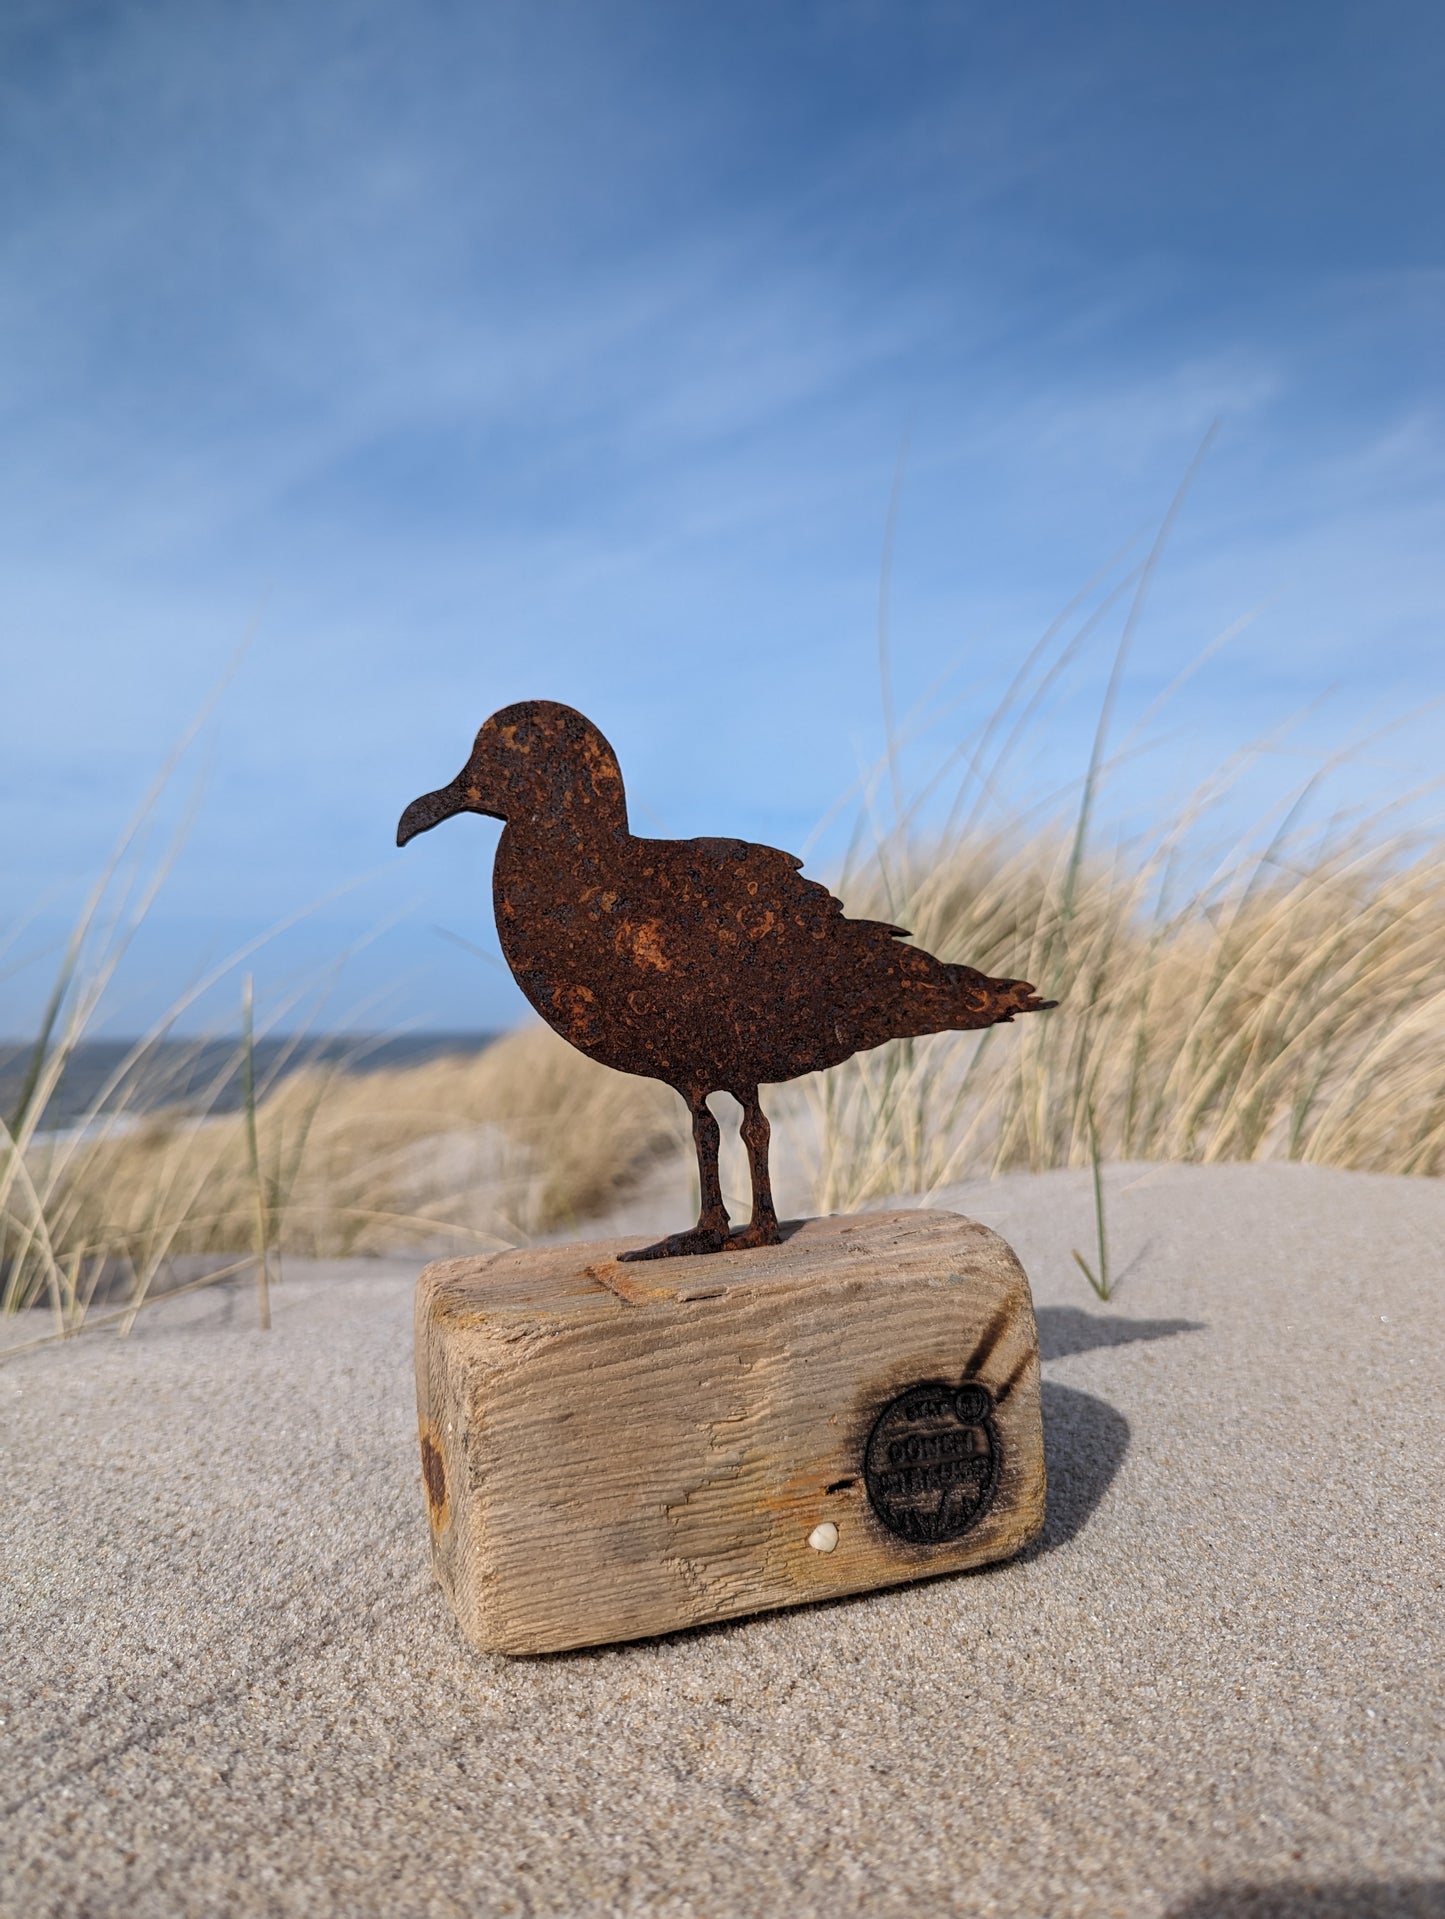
(419, 1426, 449, 1530)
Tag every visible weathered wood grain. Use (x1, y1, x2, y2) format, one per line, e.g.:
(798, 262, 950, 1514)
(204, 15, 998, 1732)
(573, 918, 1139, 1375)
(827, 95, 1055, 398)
(414, 1210, 1045, 1655)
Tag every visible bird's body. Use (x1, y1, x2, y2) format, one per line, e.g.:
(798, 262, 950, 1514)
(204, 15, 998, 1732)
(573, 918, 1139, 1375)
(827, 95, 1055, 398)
(400, 700, 1053, 1258)
(496, 828, 1037, 1091)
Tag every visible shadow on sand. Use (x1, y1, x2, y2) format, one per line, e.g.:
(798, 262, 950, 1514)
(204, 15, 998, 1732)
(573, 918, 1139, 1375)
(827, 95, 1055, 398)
(1032, 1379, 1131, 1554)
(1036, 1305, 1203, 1361)
(1027, 1307, 1207, 1554)
(1167, 1883, 1444, 1918)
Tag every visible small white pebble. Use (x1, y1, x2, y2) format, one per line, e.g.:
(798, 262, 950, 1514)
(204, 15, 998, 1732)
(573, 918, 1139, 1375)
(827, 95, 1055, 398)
(808, 1522, 839, 1553)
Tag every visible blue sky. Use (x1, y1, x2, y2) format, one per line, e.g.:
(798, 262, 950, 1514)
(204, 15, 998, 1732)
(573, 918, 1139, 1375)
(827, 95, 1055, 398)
(3, 0, 1442, 1035)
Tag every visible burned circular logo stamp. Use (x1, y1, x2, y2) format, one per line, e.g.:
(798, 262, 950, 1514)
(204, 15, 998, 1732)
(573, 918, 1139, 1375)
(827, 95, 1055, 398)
(863, 1380, 1000, 1545)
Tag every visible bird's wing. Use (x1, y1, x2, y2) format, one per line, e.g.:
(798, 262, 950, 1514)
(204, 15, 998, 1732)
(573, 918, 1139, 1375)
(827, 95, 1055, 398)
(679, 838, 911, 941)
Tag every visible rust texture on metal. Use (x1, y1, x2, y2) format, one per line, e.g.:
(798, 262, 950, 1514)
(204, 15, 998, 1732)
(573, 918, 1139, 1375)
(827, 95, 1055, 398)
(398, 701, 1055, 1260)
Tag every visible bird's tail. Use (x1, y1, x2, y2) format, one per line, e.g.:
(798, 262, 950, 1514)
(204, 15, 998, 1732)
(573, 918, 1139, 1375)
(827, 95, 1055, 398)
(944, 964, 1056, 1028)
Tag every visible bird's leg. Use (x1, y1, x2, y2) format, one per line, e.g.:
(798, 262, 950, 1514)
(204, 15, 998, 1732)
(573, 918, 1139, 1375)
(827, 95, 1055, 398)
(690, 1093, 731, 1238)
(728, 1087, 782, 1250)
(618, 1090, 730, 1261)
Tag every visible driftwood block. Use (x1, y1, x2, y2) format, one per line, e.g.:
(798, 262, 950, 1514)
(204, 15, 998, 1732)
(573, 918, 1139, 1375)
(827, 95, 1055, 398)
(414, 1209, 1045, 1655)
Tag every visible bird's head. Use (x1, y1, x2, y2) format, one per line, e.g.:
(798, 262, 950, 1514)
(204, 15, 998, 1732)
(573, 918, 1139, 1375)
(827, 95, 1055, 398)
(396, 700, 628, 847)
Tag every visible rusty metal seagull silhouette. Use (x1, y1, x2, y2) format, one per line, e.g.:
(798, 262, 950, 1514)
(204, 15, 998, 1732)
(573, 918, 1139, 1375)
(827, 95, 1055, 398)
(398, 701, 1054, 1260)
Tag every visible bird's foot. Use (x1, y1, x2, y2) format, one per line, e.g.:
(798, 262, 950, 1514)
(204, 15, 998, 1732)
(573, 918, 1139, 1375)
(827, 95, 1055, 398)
(726, 1218, 783, 1250)
(618, 1224, 729, 1262)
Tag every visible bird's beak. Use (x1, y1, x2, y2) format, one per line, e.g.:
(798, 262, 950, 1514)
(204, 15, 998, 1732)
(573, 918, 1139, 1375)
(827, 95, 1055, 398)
(397, 770, 498, 847)
(397, 784, 459, 846)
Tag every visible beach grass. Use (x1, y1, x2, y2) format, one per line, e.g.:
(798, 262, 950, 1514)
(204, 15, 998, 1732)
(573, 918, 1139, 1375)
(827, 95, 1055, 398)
(3, 1022, 685, 1328)
(785, 798, 1445, 1215)
(7, 781, 1440, 1341)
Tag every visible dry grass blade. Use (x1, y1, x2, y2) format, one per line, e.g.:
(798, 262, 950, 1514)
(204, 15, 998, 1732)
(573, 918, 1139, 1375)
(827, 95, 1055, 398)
(241, 975, 272, 1330)
(1071, 1105, 1111, 1301)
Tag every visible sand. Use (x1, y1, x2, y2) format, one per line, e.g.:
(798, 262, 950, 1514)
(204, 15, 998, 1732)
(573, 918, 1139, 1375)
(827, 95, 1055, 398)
(2, 1161, 1442, 1918)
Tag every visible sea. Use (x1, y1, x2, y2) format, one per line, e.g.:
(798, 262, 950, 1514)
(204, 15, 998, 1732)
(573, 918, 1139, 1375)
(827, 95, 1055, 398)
(0, 1033, 498, 1132)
